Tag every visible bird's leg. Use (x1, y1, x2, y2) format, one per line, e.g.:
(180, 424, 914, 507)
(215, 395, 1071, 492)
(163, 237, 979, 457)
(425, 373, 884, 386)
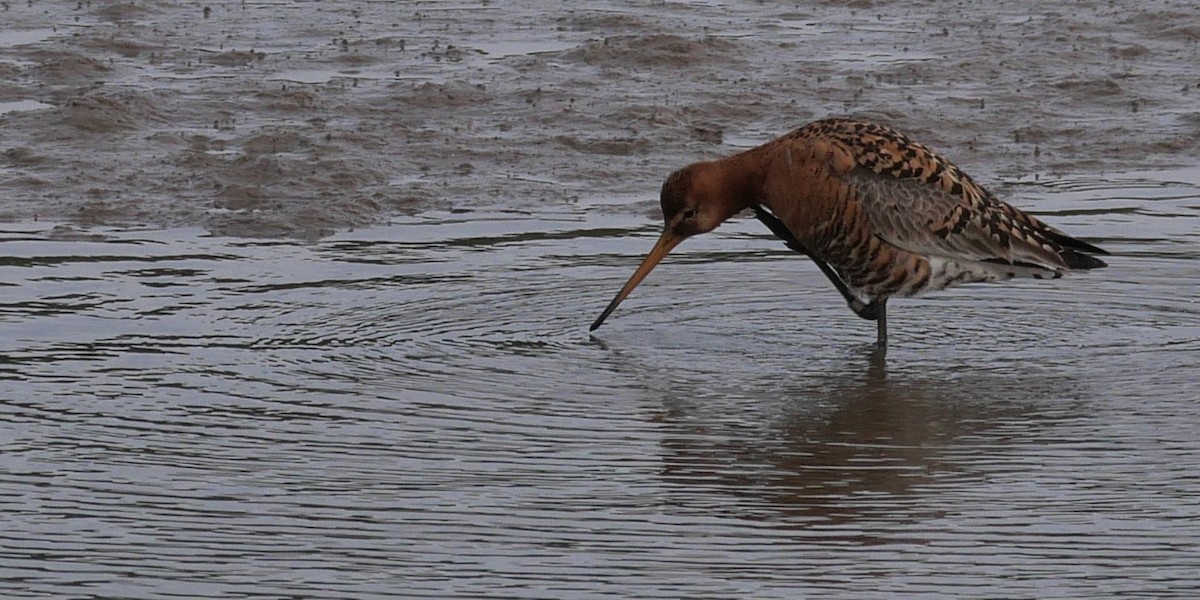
(875, 298, 888, 348)
(849, 297, 879, 321)
(753, 205, 880, 321)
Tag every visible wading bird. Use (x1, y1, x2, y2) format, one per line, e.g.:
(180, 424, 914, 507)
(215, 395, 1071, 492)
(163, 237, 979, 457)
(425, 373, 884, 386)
(589, 118, 1108, 347)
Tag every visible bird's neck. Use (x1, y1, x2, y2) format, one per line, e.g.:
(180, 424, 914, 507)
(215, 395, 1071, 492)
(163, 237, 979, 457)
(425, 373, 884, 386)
(710, 147, 770, 215)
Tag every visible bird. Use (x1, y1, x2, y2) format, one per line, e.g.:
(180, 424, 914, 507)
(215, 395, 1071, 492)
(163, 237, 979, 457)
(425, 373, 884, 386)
(589, 117, 1108, 348)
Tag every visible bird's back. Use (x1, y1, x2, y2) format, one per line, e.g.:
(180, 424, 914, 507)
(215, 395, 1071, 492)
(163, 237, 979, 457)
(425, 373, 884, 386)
(764, 118, 1107, 300)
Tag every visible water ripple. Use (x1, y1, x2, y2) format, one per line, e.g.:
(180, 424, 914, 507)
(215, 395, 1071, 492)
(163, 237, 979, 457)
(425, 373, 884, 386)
(2, 168, 1199, 598)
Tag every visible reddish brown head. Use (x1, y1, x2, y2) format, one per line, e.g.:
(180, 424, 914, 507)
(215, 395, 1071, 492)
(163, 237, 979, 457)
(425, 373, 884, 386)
(590, 162, 748, 331)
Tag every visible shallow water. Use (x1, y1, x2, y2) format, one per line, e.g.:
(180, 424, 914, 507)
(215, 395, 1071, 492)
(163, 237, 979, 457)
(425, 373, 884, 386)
(2, 169, 1199, 598)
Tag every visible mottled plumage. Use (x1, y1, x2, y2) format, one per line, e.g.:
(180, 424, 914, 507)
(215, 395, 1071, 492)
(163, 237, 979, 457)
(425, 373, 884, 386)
(591, 118, 1108, 347)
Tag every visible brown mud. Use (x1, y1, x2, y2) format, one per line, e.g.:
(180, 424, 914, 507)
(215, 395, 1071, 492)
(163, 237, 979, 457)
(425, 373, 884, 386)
(1, 1, 1198, 237)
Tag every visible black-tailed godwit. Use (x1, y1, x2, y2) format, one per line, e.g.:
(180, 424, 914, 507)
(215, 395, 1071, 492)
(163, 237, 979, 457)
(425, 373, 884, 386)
(589, 118, 1108, 347)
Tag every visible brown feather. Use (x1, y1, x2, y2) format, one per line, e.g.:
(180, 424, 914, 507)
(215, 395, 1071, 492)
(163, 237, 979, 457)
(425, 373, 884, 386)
(761, 118, 1108, 296)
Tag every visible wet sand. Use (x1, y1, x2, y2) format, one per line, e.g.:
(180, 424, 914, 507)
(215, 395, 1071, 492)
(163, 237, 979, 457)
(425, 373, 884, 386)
(2, 1, 1198, 237)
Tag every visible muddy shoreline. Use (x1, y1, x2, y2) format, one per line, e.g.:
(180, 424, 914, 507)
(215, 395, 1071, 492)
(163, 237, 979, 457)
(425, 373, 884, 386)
(2, 1, 1198, 237)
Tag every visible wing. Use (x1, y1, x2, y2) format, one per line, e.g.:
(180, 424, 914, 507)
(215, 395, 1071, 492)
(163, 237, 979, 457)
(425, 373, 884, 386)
(849, 167, 1073, 270)
(792, 118, 1107, 271)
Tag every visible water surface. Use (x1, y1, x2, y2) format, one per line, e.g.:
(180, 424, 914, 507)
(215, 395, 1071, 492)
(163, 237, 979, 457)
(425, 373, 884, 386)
(2, 169, 1198, 598)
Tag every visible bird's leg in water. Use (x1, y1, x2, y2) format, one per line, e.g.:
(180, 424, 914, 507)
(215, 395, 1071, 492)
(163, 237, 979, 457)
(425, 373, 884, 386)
(875, 298, 888, 348)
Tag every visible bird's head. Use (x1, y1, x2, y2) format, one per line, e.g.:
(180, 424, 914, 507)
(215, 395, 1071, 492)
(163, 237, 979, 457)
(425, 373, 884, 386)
(657, 164, 729, 238)
(590, 162, 741, 331)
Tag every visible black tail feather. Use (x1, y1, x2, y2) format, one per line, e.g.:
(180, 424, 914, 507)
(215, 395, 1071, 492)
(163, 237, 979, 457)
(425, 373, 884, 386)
(1043, 230, 1108, 269)
(1047, 230, 1109, 260)
(1061, 248, 1108, 270)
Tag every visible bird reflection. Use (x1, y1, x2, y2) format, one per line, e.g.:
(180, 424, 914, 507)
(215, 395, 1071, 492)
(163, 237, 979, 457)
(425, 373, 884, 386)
(653, 348, 1061, 529)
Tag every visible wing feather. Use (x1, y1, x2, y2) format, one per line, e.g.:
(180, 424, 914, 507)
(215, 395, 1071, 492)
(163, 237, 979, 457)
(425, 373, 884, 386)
(783, 118, 1107, 272)
(848, 167, 1071, 271)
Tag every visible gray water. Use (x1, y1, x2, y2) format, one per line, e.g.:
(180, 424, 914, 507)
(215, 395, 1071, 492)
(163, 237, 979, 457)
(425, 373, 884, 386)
(2, 169, 1199, 599)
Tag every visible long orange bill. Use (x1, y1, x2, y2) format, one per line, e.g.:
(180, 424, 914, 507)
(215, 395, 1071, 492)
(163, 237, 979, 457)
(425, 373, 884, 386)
(590, 229, 684, 331)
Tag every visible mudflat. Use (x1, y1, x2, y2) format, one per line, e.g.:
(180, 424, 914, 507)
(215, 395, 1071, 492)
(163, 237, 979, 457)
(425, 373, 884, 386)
(1, 1, 1197, 237)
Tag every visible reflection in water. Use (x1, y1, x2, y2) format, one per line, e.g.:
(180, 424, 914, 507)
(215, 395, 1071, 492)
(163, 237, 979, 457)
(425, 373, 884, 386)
(656, 348, 1082, 528)
(2, 168, 1199, 598)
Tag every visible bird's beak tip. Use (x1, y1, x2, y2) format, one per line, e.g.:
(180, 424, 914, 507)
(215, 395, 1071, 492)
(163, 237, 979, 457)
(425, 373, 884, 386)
(589, 229, 683, 331)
